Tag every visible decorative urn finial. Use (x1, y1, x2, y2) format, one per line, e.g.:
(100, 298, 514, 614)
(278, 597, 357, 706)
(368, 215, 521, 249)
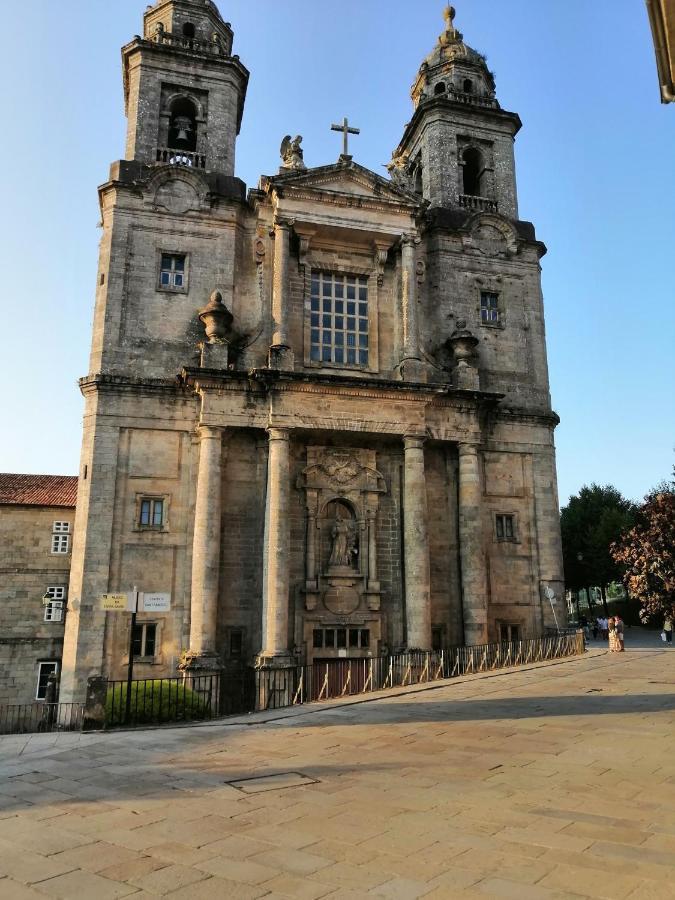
(446, 320, 480, 389)
(198, 290, 233, 344)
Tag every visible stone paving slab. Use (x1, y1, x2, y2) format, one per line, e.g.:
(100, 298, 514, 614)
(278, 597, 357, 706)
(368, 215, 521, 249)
(1, 649, 675, 898)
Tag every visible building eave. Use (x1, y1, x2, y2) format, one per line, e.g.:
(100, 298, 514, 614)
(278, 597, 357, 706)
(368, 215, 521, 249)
(646, 0, 675, 102)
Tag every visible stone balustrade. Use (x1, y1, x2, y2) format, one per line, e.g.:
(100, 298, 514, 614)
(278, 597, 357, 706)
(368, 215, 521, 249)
(155, 148, 207, 169)
(459, 194, 499, 213)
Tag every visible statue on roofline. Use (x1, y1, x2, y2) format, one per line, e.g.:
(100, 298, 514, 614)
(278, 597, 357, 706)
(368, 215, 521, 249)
(280, 135, 306, 170)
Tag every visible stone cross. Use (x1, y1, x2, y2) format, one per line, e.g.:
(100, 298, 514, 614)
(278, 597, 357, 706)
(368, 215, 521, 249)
(331, 117, 360, 157)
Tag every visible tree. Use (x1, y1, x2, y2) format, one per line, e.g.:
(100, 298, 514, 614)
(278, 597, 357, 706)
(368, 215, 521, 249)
(611, 476, 675, 624)
(560, 484, 636, 616)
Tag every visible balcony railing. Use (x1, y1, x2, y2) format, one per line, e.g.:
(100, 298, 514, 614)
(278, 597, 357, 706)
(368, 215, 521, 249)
(451, 91, 499, 109)
(459, 194, 499, 213)
(155, 147, 206, 169)
(150, 31, 230, 57)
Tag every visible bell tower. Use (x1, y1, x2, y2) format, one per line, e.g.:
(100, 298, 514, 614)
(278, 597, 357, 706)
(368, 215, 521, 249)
(123, 0, 248, 175)
(391, 5, 520, 217)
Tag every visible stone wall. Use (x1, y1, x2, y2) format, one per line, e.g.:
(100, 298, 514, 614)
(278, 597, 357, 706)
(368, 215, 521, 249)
(0, 505, 73, 705)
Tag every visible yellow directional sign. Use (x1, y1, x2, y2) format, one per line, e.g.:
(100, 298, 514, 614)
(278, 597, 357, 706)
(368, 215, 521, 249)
(100, 593, 131, 611)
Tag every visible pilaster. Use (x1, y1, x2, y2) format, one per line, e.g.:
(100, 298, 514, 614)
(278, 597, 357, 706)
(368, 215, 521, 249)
(269, 220, 294, 371)
(458, 443, 487, 644)
(403, 434, 432, 650)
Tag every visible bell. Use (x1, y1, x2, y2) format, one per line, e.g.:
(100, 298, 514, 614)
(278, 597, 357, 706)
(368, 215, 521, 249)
(173, 116, 192, 144)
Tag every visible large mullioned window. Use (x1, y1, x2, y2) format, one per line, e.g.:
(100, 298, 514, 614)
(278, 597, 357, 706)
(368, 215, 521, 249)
(309, 272, 369, 367)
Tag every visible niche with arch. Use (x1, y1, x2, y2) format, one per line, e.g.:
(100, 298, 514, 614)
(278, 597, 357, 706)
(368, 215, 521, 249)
(321, 499, 359, 572)
(169, 96, 198, 151)
(434, 82, 447, 95)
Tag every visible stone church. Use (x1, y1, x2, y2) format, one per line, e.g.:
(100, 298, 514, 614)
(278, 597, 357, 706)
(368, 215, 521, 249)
(60, 0, 564, 702)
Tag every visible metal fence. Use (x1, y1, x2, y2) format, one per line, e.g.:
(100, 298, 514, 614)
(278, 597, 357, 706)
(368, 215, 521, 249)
(0, 702, 85, 735)
(0, 631, 583, 734)
(255, 631, 585, 711)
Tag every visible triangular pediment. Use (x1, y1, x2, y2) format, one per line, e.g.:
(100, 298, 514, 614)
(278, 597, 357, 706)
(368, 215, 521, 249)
(262, 161, 423, 209)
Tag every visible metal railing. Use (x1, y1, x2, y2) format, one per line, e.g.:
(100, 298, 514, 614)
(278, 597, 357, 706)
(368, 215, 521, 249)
(155, 147, 206, 169)
(255, 631, 584, 711)
(0, 702, 84, 735)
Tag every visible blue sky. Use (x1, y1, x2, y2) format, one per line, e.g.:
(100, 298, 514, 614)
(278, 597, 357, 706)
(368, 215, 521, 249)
(1, 0, 673, 506)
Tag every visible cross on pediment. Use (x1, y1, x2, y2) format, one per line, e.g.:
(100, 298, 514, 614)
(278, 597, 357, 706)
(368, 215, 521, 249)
(331, 117, 360, 158)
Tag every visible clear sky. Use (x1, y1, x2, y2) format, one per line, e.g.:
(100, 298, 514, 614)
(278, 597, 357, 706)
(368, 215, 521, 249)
(0, 0, 673, 506)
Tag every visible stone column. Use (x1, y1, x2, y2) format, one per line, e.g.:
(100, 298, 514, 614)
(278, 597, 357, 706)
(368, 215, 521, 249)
(261, 427, 292, 659)
(458, 443, 487, 645)
(189, 426, 224, 663)
(403, 435, 432, 650)
(269, 220, 294, 370)
(399, 236, 426, 382)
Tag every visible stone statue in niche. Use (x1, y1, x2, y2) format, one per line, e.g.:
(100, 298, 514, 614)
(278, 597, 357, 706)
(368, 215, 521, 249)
(324, 500, 358, 572)
(329, 518, 356, 567)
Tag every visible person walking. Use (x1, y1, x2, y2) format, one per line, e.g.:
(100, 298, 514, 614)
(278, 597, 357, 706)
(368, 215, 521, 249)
(608, 617, 617, 652)
(614, 615, 625, 652)
(664, 616, 673, 645)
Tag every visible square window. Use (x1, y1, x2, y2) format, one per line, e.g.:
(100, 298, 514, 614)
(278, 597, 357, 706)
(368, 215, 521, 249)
(132, 623, 158, 658)
(53, 522, 70, 533)
(44, 601, 64, 623)
(159, 253, 188, 292)
(139, 498, 164, 529)
(51, 534, 69, 554)
(496, 514, 515, 541)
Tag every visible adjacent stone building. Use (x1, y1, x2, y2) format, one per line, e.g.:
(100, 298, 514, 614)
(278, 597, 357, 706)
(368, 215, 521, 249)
(60, 0, 564, 702)
(0, 475, 77, 705)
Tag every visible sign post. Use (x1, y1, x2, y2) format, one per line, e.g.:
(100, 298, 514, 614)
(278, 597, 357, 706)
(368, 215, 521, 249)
(125, 586, 139, 725)
(98, 590, 172, 725)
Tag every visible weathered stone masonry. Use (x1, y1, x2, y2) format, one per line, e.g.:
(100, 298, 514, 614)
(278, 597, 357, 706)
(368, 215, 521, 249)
(59, 0, 564, 702)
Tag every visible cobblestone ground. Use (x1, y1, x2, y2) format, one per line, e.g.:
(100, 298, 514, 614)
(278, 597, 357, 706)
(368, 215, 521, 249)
(1, 648, 675, 899)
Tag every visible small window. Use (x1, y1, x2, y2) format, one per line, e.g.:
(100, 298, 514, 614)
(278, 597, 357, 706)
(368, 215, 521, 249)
(431, 627, 443, 651)
(51, 534, 70, 554)
(434, 82, 446, 95)
(182, 22, 195, 38)
(139, 498, 164, 528)
(500, 623, 520, 643)
(159, 253, 187, 292)
(480, 291, 500, 326)
(229, 630, 243, 658)
(44, 586, 66, 623)
(495, 514, 516, 541)
(53, 521, 70, 533)
(36, 662, 59, 700)
(132, 623, 157, 658)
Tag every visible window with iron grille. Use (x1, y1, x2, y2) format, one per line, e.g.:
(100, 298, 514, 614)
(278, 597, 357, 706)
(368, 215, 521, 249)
(139, 498, 164, 528)
(480, 291, 500, 325)
(309, 271, 369, 367)
(312, 627, 370, 649)
(495, 513, 516, 541)
(159, 253, 187, 291)
(132, 623, 157, 658)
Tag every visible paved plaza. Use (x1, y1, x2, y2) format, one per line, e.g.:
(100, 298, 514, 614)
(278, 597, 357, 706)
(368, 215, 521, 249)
(1, 647, 675, 899)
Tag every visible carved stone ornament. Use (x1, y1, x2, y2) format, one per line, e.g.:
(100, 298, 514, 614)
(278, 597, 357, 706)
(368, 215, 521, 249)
(198, 290, 233, 344)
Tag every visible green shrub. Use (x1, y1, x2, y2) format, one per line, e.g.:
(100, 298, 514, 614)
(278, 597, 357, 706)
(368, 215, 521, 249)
(105, 680, 209, 726)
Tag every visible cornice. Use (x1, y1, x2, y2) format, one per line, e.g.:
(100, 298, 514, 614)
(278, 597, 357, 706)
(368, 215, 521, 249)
(79, 373, 187, 398)
(181, 367, 504, 409)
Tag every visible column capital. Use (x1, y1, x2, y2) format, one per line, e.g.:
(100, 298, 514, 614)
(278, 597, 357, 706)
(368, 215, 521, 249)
(273, 216, 294, 231)
(198, 424, 225, 441)
(267, 425, 291, 442)
(400, 233, 419, 248)
(403, 433, 427, 451)
(458, 442, 480, 458)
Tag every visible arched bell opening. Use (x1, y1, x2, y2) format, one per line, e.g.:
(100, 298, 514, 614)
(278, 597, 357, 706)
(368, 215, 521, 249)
(169, 97, 198, 152)
(182, 22, 195, 38)
(463, 78, 474, 94)
(434, 82, 446, 95)
(462, 146, 484, 197)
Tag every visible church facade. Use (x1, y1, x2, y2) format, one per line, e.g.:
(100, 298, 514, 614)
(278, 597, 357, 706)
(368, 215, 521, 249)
(60, 0, 563, 702)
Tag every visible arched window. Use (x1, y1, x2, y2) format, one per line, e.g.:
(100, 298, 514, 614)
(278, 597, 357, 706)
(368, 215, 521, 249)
(182, 22, 195, 38)
(169, 97, 197, 151)
(414, 165, 423, 195)
(462, 147, 483, 197)
(463, 78, 474, 94)
(434, 82, 446, 95)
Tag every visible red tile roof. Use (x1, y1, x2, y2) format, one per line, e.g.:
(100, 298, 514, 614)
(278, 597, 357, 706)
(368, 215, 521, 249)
(0, 474, 78, 508)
